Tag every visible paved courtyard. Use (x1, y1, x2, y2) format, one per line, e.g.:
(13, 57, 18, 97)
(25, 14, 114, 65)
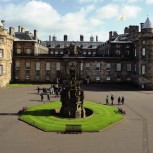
(0, 84, 153, 153)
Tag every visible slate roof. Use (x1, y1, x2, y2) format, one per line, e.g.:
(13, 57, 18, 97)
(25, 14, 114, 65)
(143, 17, 153, 29)
(15, 32, 34, 40)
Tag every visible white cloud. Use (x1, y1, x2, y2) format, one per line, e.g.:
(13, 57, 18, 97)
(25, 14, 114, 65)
(79, 0, 103, 3)
(0, 1, 105, 41)
(146, 0, 153, 4)
(95, 4, 119, 19)
(120, 5, 142, 18)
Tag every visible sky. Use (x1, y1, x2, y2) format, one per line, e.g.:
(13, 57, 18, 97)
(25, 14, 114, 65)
(0, 0, 153, 42)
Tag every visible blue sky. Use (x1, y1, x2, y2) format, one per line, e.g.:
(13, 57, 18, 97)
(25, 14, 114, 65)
(0, 0, 153, 41)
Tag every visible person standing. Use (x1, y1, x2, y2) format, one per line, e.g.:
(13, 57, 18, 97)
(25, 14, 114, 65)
(40, 93, 44, 101)
(47, 94, 50, 101)
(121, 96, 125, 105)
(118, 97, 121, 105)
(111, 95, 114, 105)
(105, 95, 109, 105)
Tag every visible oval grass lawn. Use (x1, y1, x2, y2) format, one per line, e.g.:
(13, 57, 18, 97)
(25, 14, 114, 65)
(19, 101, 124, 132)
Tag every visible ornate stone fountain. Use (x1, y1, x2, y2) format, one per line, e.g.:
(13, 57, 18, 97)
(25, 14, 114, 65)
(60, 63, 85, 118)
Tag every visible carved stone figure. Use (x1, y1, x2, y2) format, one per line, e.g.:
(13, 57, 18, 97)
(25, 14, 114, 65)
(60, 63, 85, 118)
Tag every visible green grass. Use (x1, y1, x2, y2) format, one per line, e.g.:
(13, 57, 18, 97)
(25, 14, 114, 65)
(19, 101, 124, 132)
(7, 83, 32, 87)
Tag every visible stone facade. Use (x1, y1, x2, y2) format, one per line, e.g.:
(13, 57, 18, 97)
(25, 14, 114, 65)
(0, 22, 14, 87)
(1, 17, 153, 89)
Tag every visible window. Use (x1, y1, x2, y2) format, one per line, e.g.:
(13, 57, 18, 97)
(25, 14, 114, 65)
(0, 65, 3, 75)
(60, 51, 64, 54)
(127, 64, 131, 72)
(96, 76, 100, 81)
(142, 48, 145, 56)
(85, 63, 90, 71)
(106, 63, 111, 71)
(50, 51, 54, 54)
(116, 50, 120, 55)
(25, 75, 30, 80)
(0, 49, 3, 58)
(46, 76, 50, 80)
(15, 75, 19, 80)
(142, 65, 145, 74)
(16, 61, 20, 70)
(26, 62, 30, 70)
(80, 63, 83, 71)
(36, 76, 40, 80)
(0, 38, 3, 44)
(106, 76, 111, 80)
(117, 63, 121, 71)
(135, 49, 136, 57)
(83, 52, 86, 55)
(116, 45, 120, 48)
(17, 48, 21, 54)
(127, 77, 131, 81)
(88, 51, 91, 55)
(46, 62, 50, 70)
(126, 45, 130, 48)
(55, 51, 58, 55)
(36, 62, 40, 70)
(26, 48, 31, 54)
(56, 63, 60, 70)
(60, 44, 64, 48)
(142, 40, 146, 44)
(96, 62, 100, 71)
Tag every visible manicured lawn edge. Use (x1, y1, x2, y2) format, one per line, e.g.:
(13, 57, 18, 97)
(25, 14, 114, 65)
(19, 101, 124, 132)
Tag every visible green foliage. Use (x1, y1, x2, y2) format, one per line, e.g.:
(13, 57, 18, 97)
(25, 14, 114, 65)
(19, 101, 124, 132)
(7, 83, 32, 87)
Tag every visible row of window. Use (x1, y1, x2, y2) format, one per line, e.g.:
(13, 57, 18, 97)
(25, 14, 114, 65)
(15, 74, 132, 82)
(16, 48, 32, 54)
(15, 62, 146, 73)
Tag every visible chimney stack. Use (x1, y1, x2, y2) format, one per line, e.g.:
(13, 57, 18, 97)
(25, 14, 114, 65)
(49, 35, 51, 41)
(64, 34, 67, 41)
(109, 31, 112, 40)
(1, 20, 5, 28)
(18, 26, 21, 32)
(140, 23, 144, 31)
(96, 35, 98, 42)
(80, 35, 84, 41)
(9, 27, 15, 36)
(34, 29, 37, 40)
(21, 27, 25, 33)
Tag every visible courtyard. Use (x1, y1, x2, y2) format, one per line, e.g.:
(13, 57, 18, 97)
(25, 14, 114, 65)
(0, 84, 152, 153)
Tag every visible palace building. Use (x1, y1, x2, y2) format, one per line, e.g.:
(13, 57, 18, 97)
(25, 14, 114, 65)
(0, 17, 153, 89)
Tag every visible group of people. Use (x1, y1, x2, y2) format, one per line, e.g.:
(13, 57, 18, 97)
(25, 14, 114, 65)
(37, 83, 62, 102)
(105, 95, 125, 105)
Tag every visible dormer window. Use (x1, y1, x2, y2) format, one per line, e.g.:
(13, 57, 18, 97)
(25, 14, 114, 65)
(60, 43, 64, 48)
